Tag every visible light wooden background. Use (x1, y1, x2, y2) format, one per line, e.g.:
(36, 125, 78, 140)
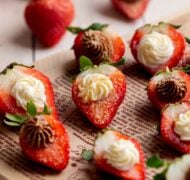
(1, 0, 190, 70)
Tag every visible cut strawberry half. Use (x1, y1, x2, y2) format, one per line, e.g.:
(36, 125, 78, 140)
(94, 130, 145, 179)
(147, 69, 190, 109)
(130, 23, 185, 75)
(161, 101, 190, 153)
(68, 23, 125, 65)
(111, 0, 149, 20)
(25, 0, 75, 47)
(19, 114, 69, 171)
(0, 63, 57, 118)
(72, 62, 126, 128)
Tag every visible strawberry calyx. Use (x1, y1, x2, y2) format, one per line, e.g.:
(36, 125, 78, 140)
(4, 101, 52, 127)
(67, 23, 109, 34)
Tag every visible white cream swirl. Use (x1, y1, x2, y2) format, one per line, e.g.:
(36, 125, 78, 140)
(78, 73, 113, 103)
(104, 139, 139, 171)
(11, 76, 46, 110)
(174, 111, 190, 141)
(137, 31, 174, 68)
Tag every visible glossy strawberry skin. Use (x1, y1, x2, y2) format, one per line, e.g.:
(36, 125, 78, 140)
(73, 31, 125, 65)
(147, 70, 190, 109)
(94, 131, 145, 180)
(161, 101, 190, 153)
(111, 0, 149, 20)
(0, 64, 57, 118)
(20, 115, 70, 171)
(25, 0, 75, 47)
(130, 23, 185, 75)
(72, 66, 126, 128)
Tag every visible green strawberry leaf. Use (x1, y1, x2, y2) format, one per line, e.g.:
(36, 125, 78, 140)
(81, 149, 94, 161)
(169, 24, 182, 29)
(4, 113, 27, 126)
(3, 120, 21, 127)
(86, 23, 108, 31)
(79, 56, 93, 72)
(66, 26, 83, 34)
(26, 101, 37, 117)
(42, 104, 52, 115)
(154, 171, 166, 180)
(110, 57, 126, 66)
(185, 37, 190, 44)
(146, 155, 165, 168)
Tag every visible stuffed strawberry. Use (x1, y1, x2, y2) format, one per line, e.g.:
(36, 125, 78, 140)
(130, 22, 185, 75)
(67, 23, 125, 65)
(111, 0, 149, 20)
(147, 68, 190, 109)
(160, 101, 190, 153)
(94, 130, 145, 179)
(0, 63, 57, 118)
(72, 56, 126, 128)
(25, 0, 75, 47)
(4, 102, 70, 171)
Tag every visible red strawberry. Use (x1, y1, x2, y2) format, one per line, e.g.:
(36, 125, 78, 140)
(147, 69, 190, 109)
(0, 63, 57, 118)
(25, 0, 75, 47)
(19, 114, 69, 171)
(72, 59, 126, 128)
(160, 101, 190, 153)
(111, 0, 149, 20)
(94, 130, 145, 179)
(130, 22, 185, 75)
(68, 23, 125, 65)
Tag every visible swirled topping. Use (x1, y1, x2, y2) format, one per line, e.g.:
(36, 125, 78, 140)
(78, 73, 113, 103)
(137, 31, 174, 68)
(20, 117, 55, 148)
(11, 76, 46, 110)
(82, 30, 113, 64)
(156, 76, 186, 103)
(104, 139, 139, 171)
(174, 111, 190, 141)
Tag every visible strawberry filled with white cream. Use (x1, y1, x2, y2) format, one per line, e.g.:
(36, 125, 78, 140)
(94, 130, 145, 179)
(130, 22, 185, 75)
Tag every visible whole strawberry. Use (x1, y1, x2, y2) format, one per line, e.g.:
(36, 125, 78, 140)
(67, 23, 125, 66)
(25, 0, 75, 47)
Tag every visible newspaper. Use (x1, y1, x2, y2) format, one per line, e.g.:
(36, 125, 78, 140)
(1, 11, 190, 180)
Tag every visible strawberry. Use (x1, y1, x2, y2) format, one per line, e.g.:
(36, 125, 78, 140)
(67, 23, 125, 66)
(111, 0, 149, 20)
(25, 0, 75, 47)
(160, 101, 190, 153)
(4, 102, 70, 171)
(130, 22, 185, 75)
(147, 69, 190, 109)
(94, 130, 145, 179)
(0, 63, 57, 118)
(72, 56, 126, 128)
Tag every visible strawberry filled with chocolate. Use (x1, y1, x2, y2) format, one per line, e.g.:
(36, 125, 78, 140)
(72, 56, 126, 128)
(147, 68, 190, 109)
(67, 23, 125, 66)
(130, 22, 185, 75)
(94, 130, 145, 179)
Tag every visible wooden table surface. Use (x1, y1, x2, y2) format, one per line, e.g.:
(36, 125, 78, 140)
(1, 0, 190, 70)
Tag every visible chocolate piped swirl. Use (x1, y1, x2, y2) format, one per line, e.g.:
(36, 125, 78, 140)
(20, 117, 55, 148)
(82, 30, 113, 64)
(156, 76, 187, 103)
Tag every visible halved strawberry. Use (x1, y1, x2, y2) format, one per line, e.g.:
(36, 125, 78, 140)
(147, 69, 190, 109)
(19, 114, 69, 171)
(94, 130, 145, 179)
(161, 101, 190, 153)
(130, 22, 185, 75)
(68, 23, 125, 65)
(72, 59, 126, 128)
(25, 0, 75, 47)
(111, 0, 149, 20)
(0, 63, 57, 118)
